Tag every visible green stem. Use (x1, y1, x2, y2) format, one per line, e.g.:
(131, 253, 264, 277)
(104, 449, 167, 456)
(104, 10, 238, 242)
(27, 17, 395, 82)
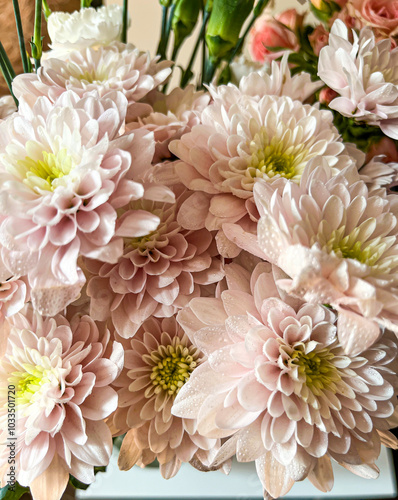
(32, 0, 43, 71)
(12, 0, 30, 73)
(180, 8, 210, 88)
(201, 27, 207, 88)
(42, 0, 51, 20)
(0, 42, 16, 80)
(0, 44, 18, 107)
(202, 57, 218, 85)
(121, 0, 128, 43)
(171, 44, 180, 62)
(157, 5, 169, 58)
(162, 3, 176, 59)
(227, 0, 270, 65)
(81, 0, 92, 8)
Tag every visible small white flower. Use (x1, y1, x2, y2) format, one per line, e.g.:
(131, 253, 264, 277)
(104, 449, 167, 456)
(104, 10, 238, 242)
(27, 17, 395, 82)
(47, 5, 123, 59)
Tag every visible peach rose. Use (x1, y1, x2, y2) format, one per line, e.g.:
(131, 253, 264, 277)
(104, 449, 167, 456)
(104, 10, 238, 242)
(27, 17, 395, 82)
(347, 0, 398, 37)
(248, 14, 298, 63)
(309, 24, 330, 55)
(276, 8, 304, 31)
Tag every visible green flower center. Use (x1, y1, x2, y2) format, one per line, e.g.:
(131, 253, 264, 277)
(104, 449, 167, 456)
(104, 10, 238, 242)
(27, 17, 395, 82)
(126, 230, 158, 250)
(246, 126, 309, 184)
(77, 70, 99, 84)
(249, 147, 297, 180)
(16, 148, 74, 192)
(291, 347, 339, 393)
(335, 239, 378, 266)
(319, 226, 394, 271)
(11, 364, 54, 406)
(150, 344, 197, 396)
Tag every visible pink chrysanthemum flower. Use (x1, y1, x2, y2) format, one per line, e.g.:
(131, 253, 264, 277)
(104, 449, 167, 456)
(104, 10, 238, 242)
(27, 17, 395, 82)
(0, 276, 29, 319)
(0, 90, 158, 316)
(211, 54, 323, 106)
(0, 306, 123, 500)
(131, 86, 210, 163)
(359, 157, 398, 193)
(318, 20, 398, 139)
(86, 186, 223, 338)
(13, 44, 172, 121)
(112, 316, 227, 479)
(254, 160, 398, 354)
(169, 92, 351, 257)
(0, 96, 16, 120)
(173, 262, 398, 499)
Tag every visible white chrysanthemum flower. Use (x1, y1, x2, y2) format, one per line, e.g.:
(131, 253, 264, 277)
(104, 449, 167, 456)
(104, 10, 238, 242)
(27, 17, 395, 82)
(359, 157, 398, 192)
(228, 55, 263, 86)
(318, 20, 398, 139)
(173, 262, 398, 499)
(134, 86, 210, 162)
(212, 54, 323, 105)
(254, 160, 398, 355)
(0, 96, 16, 120)
(112, 316, 228, 479)
(0, 307, 123, 499)
(0, 90, 157, 316)
(47, 5, 123, 59)
(13, 44, 172, 121)
(170, 93, 351, 257)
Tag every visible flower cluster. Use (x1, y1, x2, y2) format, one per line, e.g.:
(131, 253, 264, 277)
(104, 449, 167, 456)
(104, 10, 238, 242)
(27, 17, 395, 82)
(1, 1, 398, 500)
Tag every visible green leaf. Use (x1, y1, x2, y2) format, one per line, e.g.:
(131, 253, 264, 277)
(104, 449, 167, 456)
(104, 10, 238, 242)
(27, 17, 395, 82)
(331, 111, 385, 151)
(69, 466, 107, 491)
(309, 1, 341, 23)
(263, 45, 290, 53)
(0, 482, 29, 500)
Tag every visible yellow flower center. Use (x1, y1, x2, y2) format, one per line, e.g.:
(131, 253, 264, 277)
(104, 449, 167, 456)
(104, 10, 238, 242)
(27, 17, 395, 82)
(246, 127, 309, 184)
(290, 347, 340, 394)
(11, 364, 56, 406)
(126, 230, 158, 250)
(335, 239, 377, 265)
(319, 226, 397, 272)
(75, 64, 110, 84)
(16, 148, 74, 192)
(150, 344, 197, 396)
(77, 70, 98, 84)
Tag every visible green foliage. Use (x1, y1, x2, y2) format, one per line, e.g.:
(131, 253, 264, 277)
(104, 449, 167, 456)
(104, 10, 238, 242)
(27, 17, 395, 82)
(332, 112, 385, 152)
(205, 0, 254, 60)
(0, 483, 29, 500)
(69, 467, 107, 492)
(288, 25, 319, 79)
(172, 0, 201, 50)
(309, 1, 341, 23)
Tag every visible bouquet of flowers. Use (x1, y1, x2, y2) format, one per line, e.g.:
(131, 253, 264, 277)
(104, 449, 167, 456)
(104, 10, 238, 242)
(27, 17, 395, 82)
(1, 0, 398, 498)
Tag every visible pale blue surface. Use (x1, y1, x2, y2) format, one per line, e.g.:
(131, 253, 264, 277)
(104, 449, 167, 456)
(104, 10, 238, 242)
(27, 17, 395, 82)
(76, 446, 397, 499)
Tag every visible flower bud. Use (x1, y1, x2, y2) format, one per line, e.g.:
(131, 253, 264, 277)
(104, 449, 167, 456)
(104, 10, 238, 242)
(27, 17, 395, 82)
(319, 86, 338, 105)
(308, 24, 329, 55)
(206, 0, 254, 61)
(310, 0, 346, 9)
(276, 8, 304, 31)
(248, 14, 298, 63)
(172, 0, 201, 50)
(309, 0, 346, 21)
